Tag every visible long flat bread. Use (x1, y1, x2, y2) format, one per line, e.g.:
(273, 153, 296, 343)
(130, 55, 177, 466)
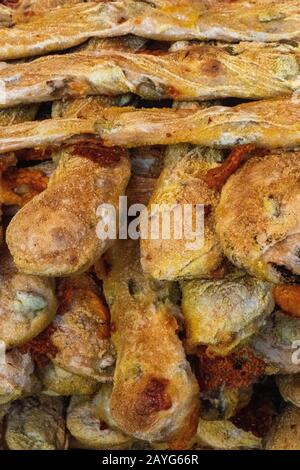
(0, 0, 299, 60)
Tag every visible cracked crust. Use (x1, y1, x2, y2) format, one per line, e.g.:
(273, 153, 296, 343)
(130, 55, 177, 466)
(0, 350, 37, 405)
(6, 144, 131, 276)
(181, 271, 274, 355)
(0, 1, 299, 60)
(265, 405, 300, 450)
(5, 396, 66, 450)
(0, 245, 57, 348)
(67, 390, 132, 450)
(100, 240, 199, 449)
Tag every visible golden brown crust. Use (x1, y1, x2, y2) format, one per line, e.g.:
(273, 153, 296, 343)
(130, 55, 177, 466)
(196, 418, 262, 450)
(0, 245, 57, 348)
(181, 272, 274, 355)
(6, 144, 130, 276)
(15, 0, 84, 16)
(215, 152, 300, 283)
(1, 42, 299, 107)
(1, 98, 300, 152)
(265, 405, 300, 450)
(0, 118, 97, 153)
(50, 33, 145, 123)
(5, 396, 66, 450)
(0, 0, 299, 60)
(140, 144, 223, 280)
(101, 240, 199, 449)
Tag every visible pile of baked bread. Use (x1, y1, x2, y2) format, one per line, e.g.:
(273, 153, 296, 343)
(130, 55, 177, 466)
(0, 0, 300, 450)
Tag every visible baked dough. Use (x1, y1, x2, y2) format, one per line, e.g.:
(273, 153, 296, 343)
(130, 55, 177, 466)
(0, 0, 299, 60)
(141, 143, 223, 280)
(0, 245, 57, 348)
(5, 396, 66, 450)
(277, 374, 300, 407)
(101, 240, 199, 449)
(6, 144, 130, 276)
(215, 152, 300, 283)
(265, 405, 300, 450)
(181, 271, 274, 355)
(25, 274, 114, 381)
(67, 389, 132, 450)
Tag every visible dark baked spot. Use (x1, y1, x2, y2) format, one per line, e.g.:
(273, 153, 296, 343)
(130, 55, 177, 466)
(201, 58, 222, 76)
(204, 205, 212, 217)
(135, 377, 172, 416)
(265, 195, 281, 218)
(68, 254, 78, 265)
(15, 146, 54, 162)
(231, 387, 277, 438)
(57, 282, 76, 316)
